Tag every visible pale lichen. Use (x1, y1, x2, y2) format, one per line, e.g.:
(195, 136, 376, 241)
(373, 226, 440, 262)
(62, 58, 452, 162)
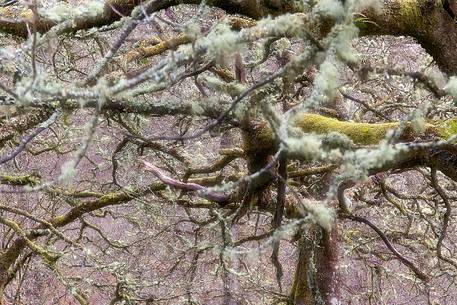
(284, 133, 322, 160)
(314, 61, 339, 101)
(444, 76, 457, 100)
(256, 14, 305, 38)
(40, 0, 105, 23)
(204, 23, 242, 64)
(60, 159, 77, 182)
(333, 23, 359, 63)
(410, 109, 426, 133)
(314, 0, 345, 19)
(348, 0, 383, 14)
(302, 199, 334, 232)
(340, 142, 399, 182)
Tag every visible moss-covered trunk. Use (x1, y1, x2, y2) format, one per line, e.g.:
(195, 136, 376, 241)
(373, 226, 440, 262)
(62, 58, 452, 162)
(291, 234, 317, 305)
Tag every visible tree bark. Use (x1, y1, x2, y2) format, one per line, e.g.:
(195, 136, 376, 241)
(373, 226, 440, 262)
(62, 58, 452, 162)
(291, 233, 317, 305)
(359, 0, 457, 75)
(291, 226, 339, 305)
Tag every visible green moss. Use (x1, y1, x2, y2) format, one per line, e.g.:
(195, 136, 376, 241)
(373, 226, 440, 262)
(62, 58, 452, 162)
(242, 120, 276, 155)
(0, 174, 40, 186)
(294, 114, 399, 145)
(398, 0, 423, 29)
(354, 16, 371, 29)
(398, 0, 445, 34)
(243, 113, 454, 156)
(436, 117, 457, 139)
(99, 192, 129, 204)
(51, 215, 66, 226)
(293, 113, 449, 144)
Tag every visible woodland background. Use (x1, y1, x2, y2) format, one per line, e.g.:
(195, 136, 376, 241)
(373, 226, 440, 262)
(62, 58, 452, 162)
(0, 0, 457, 304)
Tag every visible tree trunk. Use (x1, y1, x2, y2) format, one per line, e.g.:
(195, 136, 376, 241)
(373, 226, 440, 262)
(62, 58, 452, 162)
(360, 0, 457, 75)
(291, 225, 340, 305)
(0, 281, 5, 305)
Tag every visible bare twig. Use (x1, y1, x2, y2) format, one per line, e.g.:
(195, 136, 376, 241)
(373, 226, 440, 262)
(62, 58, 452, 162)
(141, 159, 229, 203)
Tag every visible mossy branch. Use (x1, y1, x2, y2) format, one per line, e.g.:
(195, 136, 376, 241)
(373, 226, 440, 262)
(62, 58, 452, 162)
(125, 34, 191, 63)
(293, 113, 440, 145)
(246, 113, 450, 154)
(0, 173, 40, 186)
(0, 109, 53, 149)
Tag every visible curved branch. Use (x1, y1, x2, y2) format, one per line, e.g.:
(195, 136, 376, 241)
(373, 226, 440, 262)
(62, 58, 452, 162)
(0, 112, 57, 165)
(0, 108, 53, 149)
(343, 214, 429, 281)
(0, 0, 296, 38)
(141, 159, 230, 203)
(430, 168, 457, 268)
